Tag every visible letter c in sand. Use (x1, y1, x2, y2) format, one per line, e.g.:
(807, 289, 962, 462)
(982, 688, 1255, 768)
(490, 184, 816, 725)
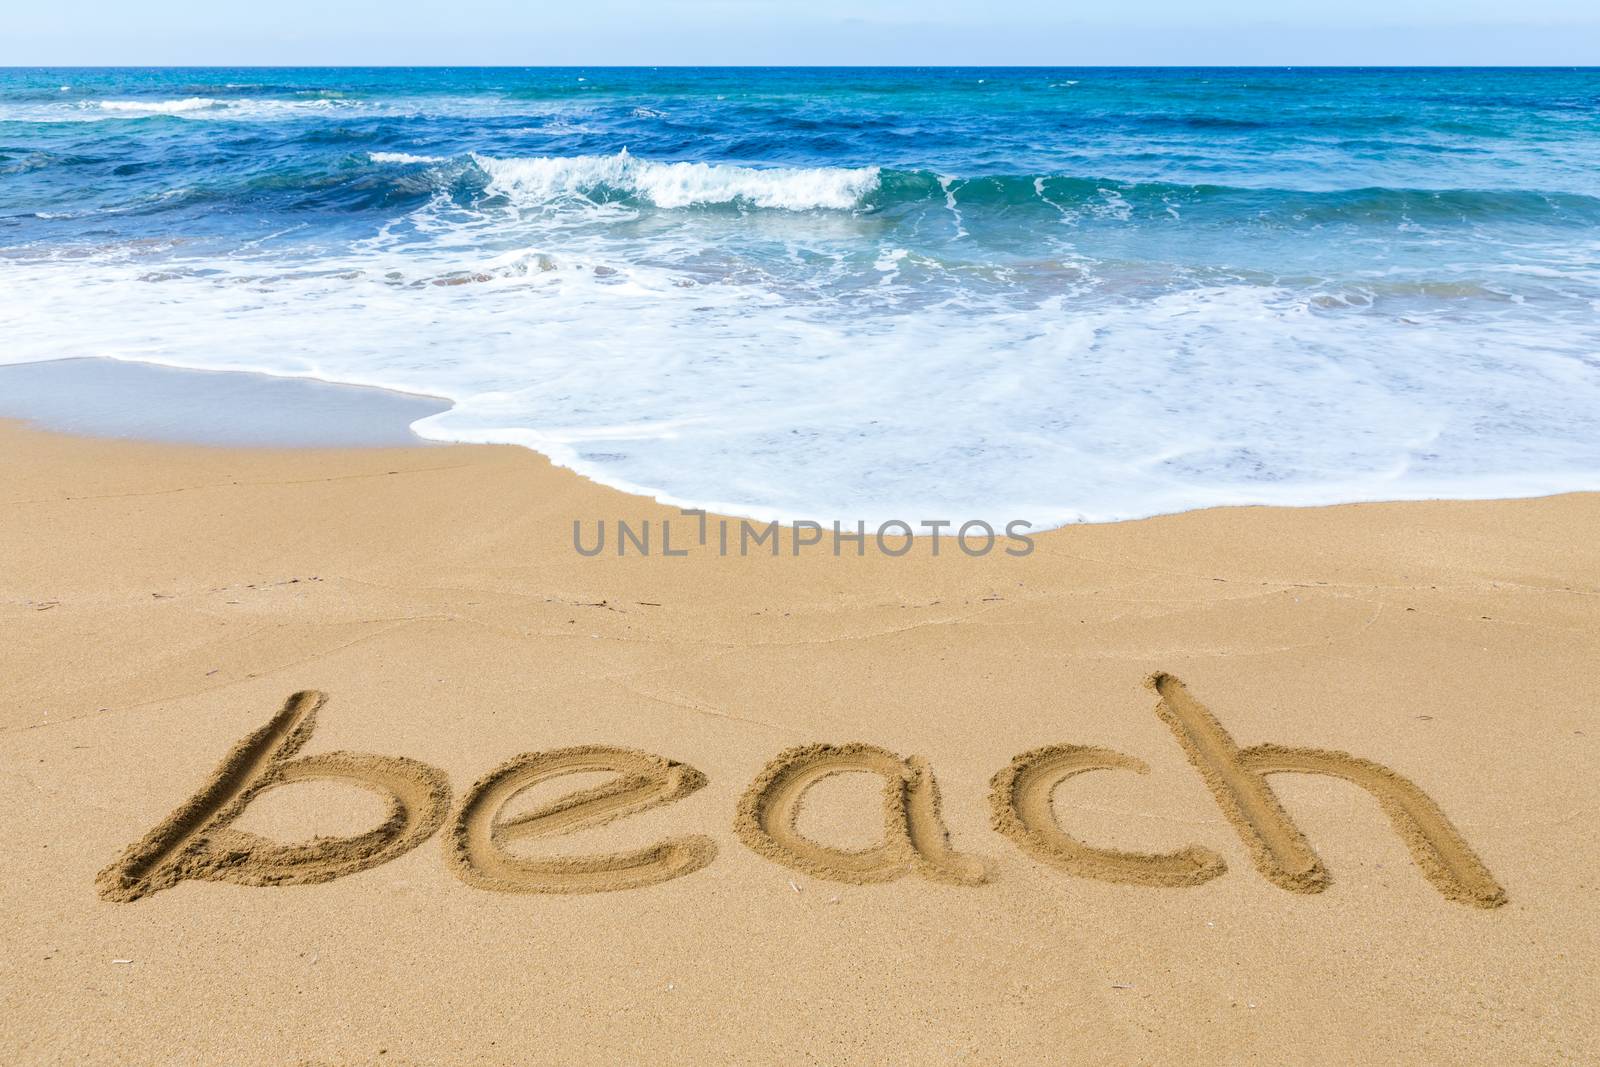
(989, 745, 1226, 888)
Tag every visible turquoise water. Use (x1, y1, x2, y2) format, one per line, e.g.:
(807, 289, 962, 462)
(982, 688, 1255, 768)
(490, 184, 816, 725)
(2, 67, 1598, 522)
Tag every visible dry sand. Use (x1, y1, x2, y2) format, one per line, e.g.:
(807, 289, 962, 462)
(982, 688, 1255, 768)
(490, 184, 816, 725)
(1, 419, 1596, 1064)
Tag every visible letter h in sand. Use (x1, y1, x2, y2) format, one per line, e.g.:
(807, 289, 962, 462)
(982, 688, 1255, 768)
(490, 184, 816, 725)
(1148, 673, 1505, 908)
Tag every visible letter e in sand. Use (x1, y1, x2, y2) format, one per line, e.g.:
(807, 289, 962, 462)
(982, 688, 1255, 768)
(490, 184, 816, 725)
(445, 746, 716, 892)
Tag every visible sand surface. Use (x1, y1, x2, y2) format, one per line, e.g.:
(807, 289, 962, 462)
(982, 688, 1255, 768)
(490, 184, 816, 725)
(1, 420, 1596, 1064)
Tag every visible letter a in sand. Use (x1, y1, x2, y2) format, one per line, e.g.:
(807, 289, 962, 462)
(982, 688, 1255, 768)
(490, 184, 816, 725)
(736, 743, 989, 885)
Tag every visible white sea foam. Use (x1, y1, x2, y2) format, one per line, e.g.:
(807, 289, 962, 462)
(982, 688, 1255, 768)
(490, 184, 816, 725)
(473, 150, 880, 210)
(937, 175, 969, 238)
(0, 97, 350, 123)
(369, 151, 449, 165)
(873, 247, 908, 279)
(3, 229, 1598, 527)
(6, 95, 568, 125)
(99, 97, 221, 114)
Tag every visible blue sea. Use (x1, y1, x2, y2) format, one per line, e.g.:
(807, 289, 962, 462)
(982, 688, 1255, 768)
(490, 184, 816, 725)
(2, 67, 1598, 523)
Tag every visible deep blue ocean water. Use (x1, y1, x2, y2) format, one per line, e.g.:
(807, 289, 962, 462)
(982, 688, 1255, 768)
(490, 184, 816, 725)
(2, 67, 1598, 522)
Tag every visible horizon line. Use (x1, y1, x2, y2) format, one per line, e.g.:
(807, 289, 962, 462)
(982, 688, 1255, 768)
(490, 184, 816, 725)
(4, 63, 1598, 70)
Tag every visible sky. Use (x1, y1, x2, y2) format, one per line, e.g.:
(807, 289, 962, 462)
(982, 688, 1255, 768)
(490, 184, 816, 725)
(3, 0, 1598, 66)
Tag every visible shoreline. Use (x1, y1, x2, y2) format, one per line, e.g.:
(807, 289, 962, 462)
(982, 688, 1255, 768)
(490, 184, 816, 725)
(3, 418, 1596, 1063)
(6, 356, 1600, 531)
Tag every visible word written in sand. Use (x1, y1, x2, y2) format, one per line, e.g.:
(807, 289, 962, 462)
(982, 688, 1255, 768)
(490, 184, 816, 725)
(97, 674, 1506, 909)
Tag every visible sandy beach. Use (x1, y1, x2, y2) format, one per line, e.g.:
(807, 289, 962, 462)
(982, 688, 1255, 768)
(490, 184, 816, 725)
(2, 418, 1596, 1064)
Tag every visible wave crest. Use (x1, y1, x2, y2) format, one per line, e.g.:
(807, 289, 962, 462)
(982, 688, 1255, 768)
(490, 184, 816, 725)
(472, 149, 880, 210)
(369, 151, 448, 165)
(98, 97, 221, 114)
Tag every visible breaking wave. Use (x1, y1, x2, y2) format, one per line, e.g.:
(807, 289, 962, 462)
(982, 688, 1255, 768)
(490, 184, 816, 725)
(472, 150, 881, 210)
(98, 97, 222, 114)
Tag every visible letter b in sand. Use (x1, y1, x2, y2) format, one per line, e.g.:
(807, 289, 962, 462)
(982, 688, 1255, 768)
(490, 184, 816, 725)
(96, 691, 451, 903)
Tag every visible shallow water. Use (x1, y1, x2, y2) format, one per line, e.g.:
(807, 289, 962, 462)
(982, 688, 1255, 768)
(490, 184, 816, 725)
(2, 67, 1598, 522)
(0, 359, 446, 447)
